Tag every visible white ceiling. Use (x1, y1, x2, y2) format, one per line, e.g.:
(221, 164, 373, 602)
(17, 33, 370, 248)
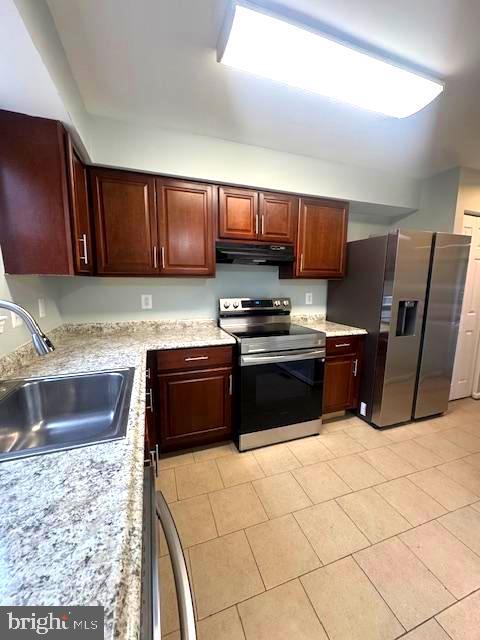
(46, 0, 480, 178)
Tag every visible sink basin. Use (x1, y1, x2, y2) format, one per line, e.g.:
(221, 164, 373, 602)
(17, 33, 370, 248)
(0, 368, 135, 462)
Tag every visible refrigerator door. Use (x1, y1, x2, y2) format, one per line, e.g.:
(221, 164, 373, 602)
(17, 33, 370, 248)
(414, 233, 470, 419)
(371, 230, 433, 427)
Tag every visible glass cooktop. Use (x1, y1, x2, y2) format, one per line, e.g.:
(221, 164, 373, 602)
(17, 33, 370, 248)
(230, 323, 322, 340)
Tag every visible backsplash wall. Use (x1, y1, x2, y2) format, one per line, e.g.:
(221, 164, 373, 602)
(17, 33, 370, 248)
(0, 248, 63, 357)
(55, 265, 328, 323)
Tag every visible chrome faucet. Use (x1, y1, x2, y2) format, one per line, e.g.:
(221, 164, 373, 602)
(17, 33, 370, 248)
(0, 299, 54, 355)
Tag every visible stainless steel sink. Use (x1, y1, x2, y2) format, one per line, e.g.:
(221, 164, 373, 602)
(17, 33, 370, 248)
(0, 368, 135, 462)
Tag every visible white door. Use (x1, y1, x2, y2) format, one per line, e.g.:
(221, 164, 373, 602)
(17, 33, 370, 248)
(450, 214, 480, 399)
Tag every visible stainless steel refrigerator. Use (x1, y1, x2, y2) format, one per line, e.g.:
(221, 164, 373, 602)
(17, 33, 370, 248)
(327, 229, 470, 428)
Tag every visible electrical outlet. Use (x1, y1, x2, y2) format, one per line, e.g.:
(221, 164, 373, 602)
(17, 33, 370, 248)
(305, 292, 313, 305)
(11, 312, 23, 328)
(0, 316, 7, 334)
(141, 294, 153, 310)
(38, 298, 46, 318)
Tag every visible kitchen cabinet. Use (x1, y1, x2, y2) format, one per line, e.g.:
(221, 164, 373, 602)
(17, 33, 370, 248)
(218, 186, 298, 244)
(154, 346, 233, 452)
(67, 138, 94, 274)
(280, 197, 348, 279)
(156, 178, 216, 275)
(323, 336, 363, 414)
(91, 168, 158, 275)
(0, 109, 92, 275)
(218, 186, 259, 241)
(258, 192, 297, 243)
(145, 352, 158, 457)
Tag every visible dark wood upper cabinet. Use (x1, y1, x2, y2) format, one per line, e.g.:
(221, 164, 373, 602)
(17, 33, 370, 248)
(0, 110, 76, 275)
(66, 137, 94, 275)
(295, 198, 348, 278)
(259, 192, 298, 243)
(218, 186, 259, 240)
(156, 178, 216, 276)
(91, 168, 158, 275)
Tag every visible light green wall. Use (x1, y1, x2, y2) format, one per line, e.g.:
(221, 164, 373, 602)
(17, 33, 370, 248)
(393, 167, 461, 232)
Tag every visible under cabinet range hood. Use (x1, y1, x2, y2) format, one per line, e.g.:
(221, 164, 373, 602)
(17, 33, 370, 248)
(216, 241, 294, 265)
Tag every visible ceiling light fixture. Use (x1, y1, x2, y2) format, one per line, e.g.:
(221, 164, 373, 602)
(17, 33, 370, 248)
(217, 1, 444, 118)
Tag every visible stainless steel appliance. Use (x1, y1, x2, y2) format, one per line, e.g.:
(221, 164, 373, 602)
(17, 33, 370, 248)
(327, 229, 470, 428)
(141, 456, 197, 640)
(219, 297, 326, 451)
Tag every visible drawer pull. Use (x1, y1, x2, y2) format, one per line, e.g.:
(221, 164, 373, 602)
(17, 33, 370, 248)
(335, 343, 351, 348)
(184, 356, 209, 362)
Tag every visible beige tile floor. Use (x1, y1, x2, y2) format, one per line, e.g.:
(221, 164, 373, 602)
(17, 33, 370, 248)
(157, 398, 480, 640)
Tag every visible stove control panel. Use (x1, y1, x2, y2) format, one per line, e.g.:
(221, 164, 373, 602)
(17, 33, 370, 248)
(219, 297, 291, 315)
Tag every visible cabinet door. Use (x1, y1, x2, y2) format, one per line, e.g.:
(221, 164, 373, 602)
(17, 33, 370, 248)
(259, 192, 297, 243)
(158, 367, 232, 451)
(156, 178, 216, 276)
(218, 186, 258, 240)
(323, 356, 356, 414)
(66, 138, 93, 274)
(297, 198, 348, 278)
(91, 168, 158, 275)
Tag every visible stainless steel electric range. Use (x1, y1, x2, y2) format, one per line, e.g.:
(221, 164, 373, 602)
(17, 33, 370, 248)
(218, 297, 326, 451)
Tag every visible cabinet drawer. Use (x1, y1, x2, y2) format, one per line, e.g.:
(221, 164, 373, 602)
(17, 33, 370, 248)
(326, 336, 360, 356)
(156, 346, 233, 372)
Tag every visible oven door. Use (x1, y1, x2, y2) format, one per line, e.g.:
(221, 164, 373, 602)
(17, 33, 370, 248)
(239, 348, 325, 435)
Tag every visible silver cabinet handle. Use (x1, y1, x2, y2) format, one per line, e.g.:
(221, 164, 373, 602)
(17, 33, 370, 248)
(156, 492, 197, 640)
(79, 234, 88, 264)
(255, 214, 259, 235)
(185, 355, 209, 362)
(161, 246, 165, 269)
(229, 373, 232, 395)
(146, 367, 151, 380)
(335, 343, 351, 348)
(352, 358, 358, 376)
(261, 215, 265, 236)
(146, 388, 154, 412)
(153, 245, 158, 269)
(300, 253, 304, 271)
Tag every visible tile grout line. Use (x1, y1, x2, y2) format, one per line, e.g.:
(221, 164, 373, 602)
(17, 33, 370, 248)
(350, 553, 407, 635)
(297, 577, 333, 640)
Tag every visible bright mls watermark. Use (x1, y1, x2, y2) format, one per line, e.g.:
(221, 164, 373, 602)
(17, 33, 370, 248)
(0, 607, 104, 639)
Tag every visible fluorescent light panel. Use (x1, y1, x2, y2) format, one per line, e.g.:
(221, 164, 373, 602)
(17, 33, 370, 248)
(218, 2, 444, 118)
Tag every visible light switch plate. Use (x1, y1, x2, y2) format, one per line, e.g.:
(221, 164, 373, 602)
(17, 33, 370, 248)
(305, 292, 313, 305)
(141, 294, 153, 310)
(11, 312, 23, 328)
(38, 298, 46, 318)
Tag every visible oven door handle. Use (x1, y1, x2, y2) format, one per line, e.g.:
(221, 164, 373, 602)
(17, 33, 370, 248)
(241, 348, 326, 366)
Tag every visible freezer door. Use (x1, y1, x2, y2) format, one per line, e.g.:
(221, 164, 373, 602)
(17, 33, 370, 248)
(414, 233, 470, 419)
(372, 230, 433, 427)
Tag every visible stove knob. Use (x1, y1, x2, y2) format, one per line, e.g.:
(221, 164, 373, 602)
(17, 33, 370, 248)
(283, 300, 289, 306)
(233, 302, 239, 308)
(223, 302, 230, 309)
(273, 300, 280, 307)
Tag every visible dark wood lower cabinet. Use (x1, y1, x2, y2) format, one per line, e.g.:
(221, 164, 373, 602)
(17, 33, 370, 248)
(158, 367, 232, 451)
(146, 346, 234, 453)
(323, 336, 363, 414)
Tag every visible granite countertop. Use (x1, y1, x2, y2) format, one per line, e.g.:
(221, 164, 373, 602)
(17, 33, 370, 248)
(292, 315, 367, 337)
(0, 320, 235, 640)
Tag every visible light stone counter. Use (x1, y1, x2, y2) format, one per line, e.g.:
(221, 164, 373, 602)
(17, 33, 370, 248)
(292, 315, 367, 337)
(0, 320, 235, 640)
